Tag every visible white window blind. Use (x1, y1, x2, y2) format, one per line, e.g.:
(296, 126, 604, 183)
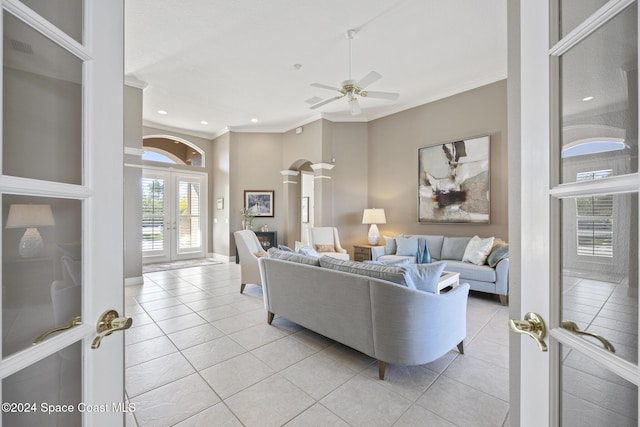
(575, 170, 613, 257)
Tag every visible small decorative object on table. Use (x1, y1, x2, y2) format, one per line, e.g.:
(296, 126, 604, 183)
(240, 207, 256, 230)
(261, 224, 269, 232)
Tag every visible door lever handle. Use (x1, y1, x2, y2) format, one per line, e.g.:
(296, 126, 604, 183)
(561, 321, 615, 353)
(33, 316, 82, 345)
(91, 310, 133, 349)
(509, 312, 548, 352)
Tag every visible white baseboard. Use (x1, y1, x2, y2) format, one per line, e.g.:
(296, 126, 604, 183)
(125, 276, 144, 286)
(209, 252, 235, 263)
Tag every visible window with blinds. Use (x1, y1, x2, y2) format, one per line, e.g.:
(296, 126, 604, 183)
(142, 177, 165, 251)
(575, 170, 613, 257)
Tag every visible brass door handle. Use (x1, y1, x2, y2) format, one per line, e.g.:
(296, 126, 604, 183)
(91, 310, 133, 349)
(33, 316, 82, 345)
(561, 321, 615, 353)
(509, 312, 548, 352)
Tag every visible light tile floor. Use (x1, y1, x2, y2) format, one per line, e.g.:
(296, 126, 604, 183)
(124, 262, 510, 427)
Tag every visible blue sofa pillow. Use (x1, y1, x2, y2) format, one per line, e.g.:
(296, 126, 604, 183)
(400, 261, 447, 293)
(396, 236, 419, 257)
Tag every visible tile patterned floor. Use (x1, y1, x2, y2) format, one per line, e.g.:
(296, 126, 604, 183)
(124, 262, 510, 427)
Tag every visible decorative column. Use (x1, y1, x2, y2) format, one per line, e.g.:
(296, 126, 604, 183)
(280, 169, 300, 248)
(310, 162, 335, 227)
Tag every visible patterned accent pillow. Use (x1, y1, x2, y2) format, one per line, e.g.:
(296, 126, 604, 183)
(462, 235, 495, 265)
(315, 244, 335, 252)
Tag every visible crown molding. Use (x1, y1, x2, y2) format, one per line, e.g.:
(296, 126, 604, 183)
(124, 76, 148, 90)
(142, 120, 216, 140)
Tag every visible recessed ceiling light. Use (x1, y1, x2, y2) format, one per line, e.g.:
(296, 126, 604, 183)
(251, 118, 259, 123)
(582, 96, 594, 102)
(200, 120, 208, 125)
(157, 109, 168, 115)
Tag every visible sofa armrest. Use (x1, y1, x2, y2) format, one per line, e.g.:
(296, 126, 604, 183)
(494, 258, 509, 296)
(371, 246, 386, 260)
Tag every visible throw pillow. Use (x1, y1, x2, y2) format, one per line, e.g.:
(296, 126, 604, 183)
(396, 236, 419, 257)
(487, 244, 509, 267)
(315, 244, 335, 252)
(319, 256, 414, 288)
(383, 235, 398, 255)
(254, 250, 268, 258)
(277, 245, 293, 252)
(267, 247, 321, 266)
(462, 235, 495, 265)
(294, 241, 320, 257)
(400, 261, 447, 293)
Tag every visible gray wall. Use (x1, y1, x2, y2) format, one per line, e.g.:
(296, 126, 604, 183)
(367, 80, 509, 241)
(123, 85, 143, 280)
(211, 132, 230, 257)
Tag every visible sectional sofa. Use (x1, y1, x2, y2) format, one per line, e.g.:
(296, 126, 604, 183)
(371, 235, 509, 305)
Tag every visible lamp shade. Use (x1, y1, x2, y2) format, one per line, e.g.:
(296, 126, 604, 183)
(6, 204, 56, 228)
(362, 208, 386, 225)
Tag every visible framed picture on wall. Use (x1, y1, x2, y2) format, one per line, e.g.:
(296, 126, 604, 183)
(301, 197, 309, 223)
(418, 135, 490, 223)
(244, 190, 274, 217)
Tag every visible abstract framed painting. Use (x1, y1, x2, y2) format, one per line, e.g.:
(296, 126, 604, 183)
(244, 190, 274, 217)
(418, 135, 490, 223)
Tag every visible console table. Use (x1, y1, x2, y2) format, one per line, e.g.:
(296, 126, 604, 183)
(235, 231, 277, 263)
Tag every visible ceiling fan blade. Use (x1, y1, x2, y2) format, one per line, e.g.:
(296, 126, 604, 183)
(349, 97, 361, 116)
(362, 90, 399, 100)
(309, 95, 343, 109)
(356, 71, 382, 89)
(311, 83, 340, 91)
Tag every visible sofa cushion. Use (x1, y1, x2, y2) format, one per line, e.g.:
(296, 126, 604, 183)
(444, 260, 497, 282)
(268, 247, 321, 266)
(487, 243, 509, 267)
(396, 236, 419, 256)
(319, 256, 414, 289)
(400, 261, 447, 293)
(422, 235, 445, 260)
(462, 235, 495, 265)
(377, 255, 414, 265)
(383, 235, 397, 255)
(441, 237, 472, 261)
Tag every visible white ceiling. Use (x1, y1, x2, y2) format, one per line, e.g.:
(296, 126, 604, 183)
(124, 0, 507, 139)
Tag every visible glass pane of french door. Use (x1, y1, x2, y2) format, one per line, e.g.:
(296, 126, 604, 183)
(142, 174, 167, 256)
(19, 0, 83, 43)
(177, 176, 202, 253)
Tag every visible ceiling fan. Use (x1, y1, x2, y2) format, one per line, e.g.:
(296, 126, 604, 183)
(308, 29, 399, 115)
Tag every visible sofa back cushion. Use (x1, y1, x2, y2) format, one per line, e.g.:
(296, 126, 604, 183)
(319, 257, 414, 289)
(395, 235, 419, 257)
(422, 235, 445, 260)
(441, 237, 472, 260)
(268, 247, 321, 266)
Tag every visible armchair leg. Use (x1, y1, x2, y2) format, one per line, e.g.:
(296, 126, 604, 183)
(267, 311, 275, 325)
(378, 361, 387, 380)
(240, 283, 247, 294)
(457, 341, 464, 354)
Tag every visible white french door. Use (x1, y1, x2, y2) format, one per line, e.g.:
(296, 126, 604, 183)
(0, 1, 125, 426)
(142, 169, 207, 263)
(515, 0, 639, 425)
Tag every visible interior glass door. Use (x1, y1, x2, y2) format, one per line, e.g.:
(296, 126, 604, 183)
(174, 173, 205, 260)
(551, 0, 639, 424)
(142, 170, 170, 262)
(1, 0, 125, 426)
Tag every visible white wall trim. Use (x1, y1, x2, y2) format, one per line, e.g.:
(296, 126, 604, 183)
(125, 276, 144, 286)
(212, 127, 230, 139)
(124, 147, 144, 156)
(142, 120, 215, 140)
(124, 77, 148, 90)
(313, 176, 332, 180)
(283, 181, 298, 184)
(310, 163, 335, 171)
(280, 170, 300, 176)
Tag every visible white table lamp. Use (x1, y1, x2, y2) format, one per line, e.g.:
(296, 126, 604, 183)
(6, 204, 56, 257)
(362, 208, 386, 245)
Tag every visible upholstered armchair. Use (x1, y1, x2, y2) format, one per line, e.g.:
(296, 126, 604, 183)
(233, 230, 267, 293)
(307, 227, 350, 260)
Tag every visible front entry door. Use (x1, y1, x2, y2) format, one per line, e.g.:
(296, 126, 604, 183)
(142, 169, 207, 263)
(515, 0, 639, 425)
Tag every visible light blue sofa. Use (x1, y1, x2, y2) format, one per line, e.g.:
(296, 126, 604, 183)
(371, 235, 509, 305)
(259, 256, 470, 379)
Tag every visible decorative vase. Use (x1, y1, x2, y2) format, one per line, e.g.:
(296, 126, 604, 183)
(243, 219, 253, 230)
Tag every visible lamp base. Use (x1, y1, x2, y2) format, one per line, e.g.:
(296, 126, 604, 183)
(367, 224, 380, 245)
(19, 227, 44, 258)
